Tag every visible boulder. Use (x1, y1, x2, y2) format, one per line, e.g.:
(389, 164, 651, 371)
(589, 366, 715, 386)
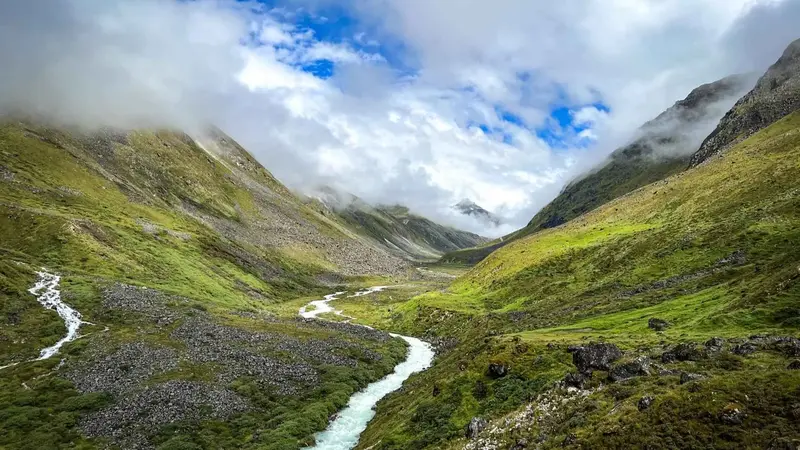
(569, 343, 622, 374)
(679, 372, 704, 384)
(562, 433, 577, 447)
(662, 343, 704, 363)
(719, 403, 746, 425)
(732, 342, 758, 356)
(638, 396, 655, 411)
(488, 362, 509, 378)
(465, 417, 487, 439)
(563, 372, 590, 389)
(608, 356, 651, 382)
(648, 318, 670, 331)
(704, 337, 725, 352)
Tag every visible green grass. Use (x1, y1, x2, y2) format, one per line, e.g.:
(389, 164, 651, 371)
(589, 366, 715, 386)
(353, 113, 800, 449)
(0, 121, 414, 449)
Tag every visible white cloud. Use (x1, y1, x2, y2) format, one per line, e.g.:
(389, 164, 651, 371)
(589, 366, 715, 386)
(0, 0, 797, 237)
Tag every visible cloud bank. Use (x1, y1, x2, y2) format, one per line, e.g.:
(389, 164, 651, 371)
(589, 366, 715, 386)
(0, 0, 798, 236)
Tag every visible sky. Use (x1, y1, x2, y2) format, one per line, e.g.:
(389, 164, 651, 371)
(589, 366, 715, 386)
(0, 0, 798, 236)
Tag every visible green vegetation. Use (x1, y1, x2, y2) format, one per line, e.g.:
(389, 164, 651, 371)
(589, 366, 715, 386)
(0, 121, 411, 449)
(353, 112, 800, 449)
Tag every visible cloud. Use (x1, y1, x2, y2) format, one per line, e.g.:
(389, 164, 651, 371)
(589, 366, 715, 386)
(0, 0, 797, 237)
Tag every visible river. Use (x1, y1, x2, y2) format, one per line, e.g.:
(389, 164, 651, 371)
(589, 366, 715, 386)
(299, 287, 435, 450)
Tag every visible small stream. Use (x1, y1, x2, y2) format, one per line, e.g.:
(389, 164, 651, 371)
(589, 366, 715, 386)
(299, 287, 435, 450)
(0, 270, 87, 371)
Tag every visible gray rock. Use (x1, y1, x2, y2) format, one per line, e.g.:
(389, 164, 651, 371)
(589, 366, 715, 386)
(488, 362, 509, 378)
(648, 318, 670, 331)
(732, 342, 758, 356)
(662, 343, 704, 363)
(563, 372, 590, 389)
(690, 38, 800, 166)
(569, 343, 623, 374)
(609, 356, 651, 382)
(704, 337, 725, 352)
(638, 396, 655, 411)
(465, 417, 488, 439)
(511, 438, 528, 450)
(719, 404, 746, 425)
(679, 372, 704, 384)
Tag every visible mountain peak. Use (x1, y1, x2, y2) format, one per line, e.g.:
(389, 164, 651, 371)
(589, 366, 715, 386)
(690, 37, 800, 166)
(453, 199, 501, 226)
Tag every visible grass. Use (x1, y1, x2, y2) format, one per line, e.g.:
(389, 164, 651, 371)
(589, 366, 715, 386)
(353, 113, 800, 449)
(0, 121, 413, 449)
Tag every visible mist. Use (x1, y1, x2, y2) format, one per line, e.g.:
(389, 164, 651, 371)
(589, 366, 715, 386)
(1, 0, 799, 238)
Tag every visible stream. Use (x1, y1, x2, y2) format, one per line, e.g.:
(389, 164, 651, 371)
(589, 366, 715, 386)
(0, 270, 87, 371)
(299, 287, 435, 450)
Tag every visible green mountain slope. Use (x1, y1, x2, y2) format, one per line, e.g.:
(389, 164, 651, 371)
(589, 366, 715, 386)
(0, 120, 411, 449)
(441, 74, 755, 265)
(351, 112, 800, 449)
(306, 188, 488, 261)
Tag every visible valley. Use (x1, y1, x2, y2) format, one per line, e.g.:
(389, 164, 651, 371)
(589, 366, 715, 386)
(0, 8, 799, 450)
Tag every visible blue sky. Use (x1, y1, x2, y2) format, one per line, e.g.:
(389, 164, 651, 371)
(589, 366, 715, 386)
(244, 1, 612, 153)
(3, 0, 795, 235)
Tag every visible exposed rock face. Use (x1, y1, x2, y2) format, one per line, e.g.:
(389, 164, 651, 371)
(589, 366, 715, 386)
(648, 318, 670, 331)
(608, 356, 651, 382)
(569, 343, 623, 374)
(488, 362, 509, 378)
(691, 38, 800, 166)
(466, 417, 488, 439)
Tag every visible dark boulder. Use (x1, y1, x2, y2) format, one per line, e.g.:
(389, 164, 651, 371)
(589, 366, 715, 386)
(662, 343, 704, 363)
(788, 360, 800, 370)
(563, 372, 590, 389)
(719, 403, 746, 425)
(648, 318, 670, 331)
(608, 356, 651, 382)
(680, 372, 704, 384)
(488, 362, 509, 378)
(465, 417, 487, 439)
(638, 396, 655, 411)
(569, 343, 622, 374)
(704, 337, 725, 352)
(732, 342, 758, 356)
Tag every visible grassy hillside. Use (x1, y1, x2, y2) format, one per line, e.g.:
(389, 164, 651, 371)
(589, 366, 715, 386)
(349, 112, 800, 449)
(0, 120, 411, 449)
(441, 74, 754, 266)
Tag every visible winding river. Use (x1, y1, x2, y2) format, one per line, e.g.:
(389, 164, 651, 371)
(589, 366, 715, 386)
(299, 287, 435, 450)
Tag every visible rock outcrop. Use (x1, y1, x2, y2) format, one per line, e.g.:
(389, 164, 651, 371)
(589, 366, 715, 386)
(691, 38, 800, 166)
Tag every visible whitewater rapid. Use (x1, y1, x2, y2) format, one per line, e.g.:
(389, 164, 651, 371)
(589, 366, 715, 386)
(29, 270, 87, 360)
(0, 270, 88, 371)
(299, 287, 435, 450)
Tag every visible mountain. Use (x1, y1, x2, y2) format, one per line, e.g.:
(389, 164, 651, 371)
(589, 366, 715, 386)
(441, 73, 756, 265)
(0, 120, 414, 449)
(355, 95, 800, 450)
(691, 38, 800, 166)
(453, 198, 501, 227)
(306, 187, 488, 261)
